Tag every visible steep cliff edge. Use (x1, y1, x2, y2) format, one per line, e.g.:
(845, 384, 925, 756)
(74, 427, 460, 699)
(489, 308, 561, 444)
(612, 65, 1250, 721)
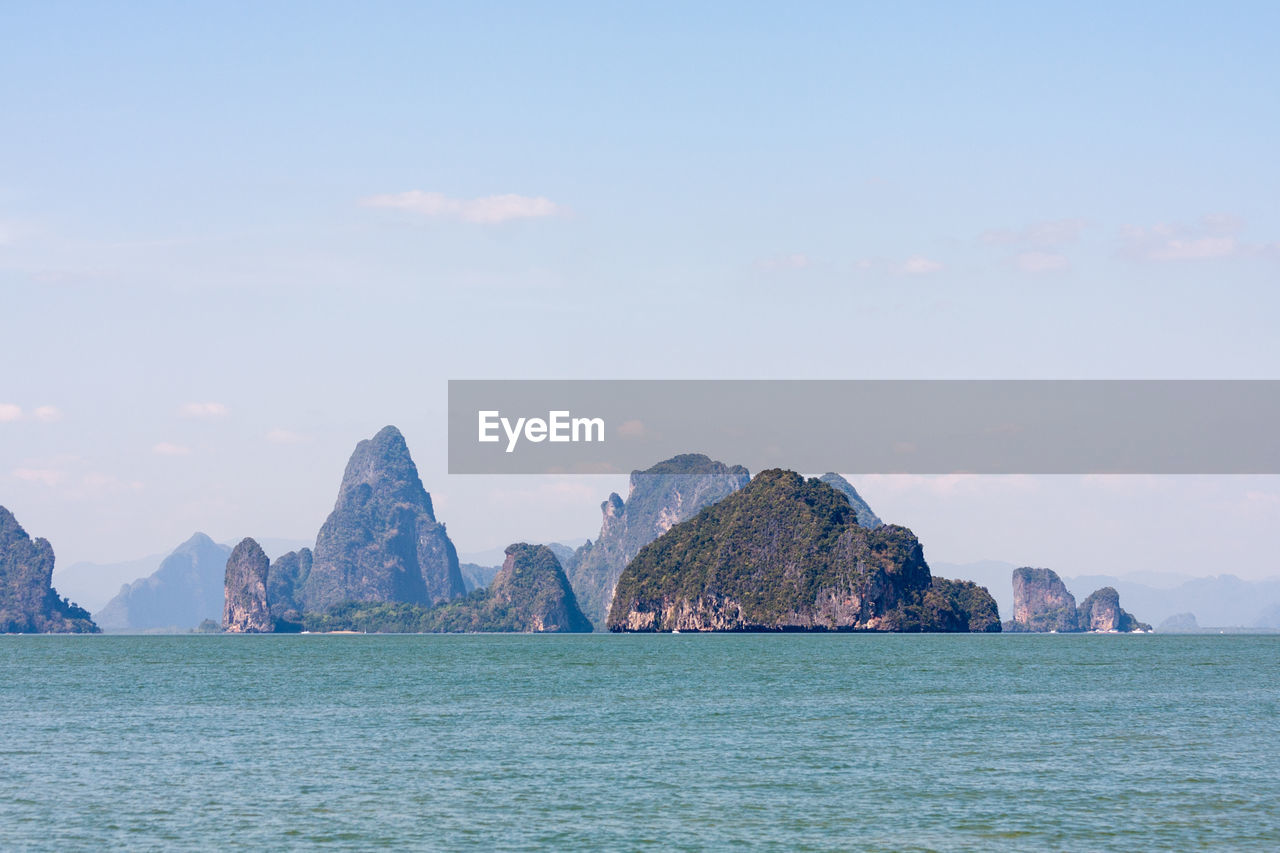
(607, 470, 999, 633)
(0, 506, 98, 633)
(568, 454, 749, 628)
(300, 425, 464, 611)
(223, 538, 272, 633)
(1006, 567, 1079, 632)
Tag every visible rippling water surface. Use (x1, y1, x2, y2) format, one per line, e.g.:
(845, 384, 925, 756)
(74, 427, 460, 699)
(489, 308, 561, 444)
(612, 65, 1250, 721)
(1, 634, 1276, 850)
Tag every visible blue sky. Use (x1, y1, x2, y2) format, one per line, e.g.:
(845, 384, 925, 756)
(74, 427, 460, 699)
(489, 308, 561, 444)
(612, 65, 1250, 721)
(2, 2, 1278, 577)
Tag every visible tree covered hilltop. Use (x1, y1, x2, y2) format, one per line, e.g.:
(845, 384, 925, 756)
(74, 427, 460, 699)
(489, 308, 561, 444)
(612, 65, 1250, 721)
(607, 469, 1000, 633)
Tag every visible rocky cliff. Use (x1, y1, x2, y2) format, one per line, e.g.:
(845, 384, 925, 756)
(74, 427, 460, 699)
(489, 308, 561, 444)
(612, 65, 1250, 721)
(1007, 567, 1079, 632)
(478, 544, 593, 633)
(94, 533, 231, 631)
(0, 506, 98, 633)
(223, 538, 272, 633)
(607, 470, 999, 633)
(568, 454, 750, 628)
(927, 577, 1003, 633)
(818, 473, 884, 529)
(305, 543, 592, 633)
(266, 547, 312, 625)
(1077, 586, 1151, 632)
(300, 426, 464, 611)
(1007, 568, 1152, 632)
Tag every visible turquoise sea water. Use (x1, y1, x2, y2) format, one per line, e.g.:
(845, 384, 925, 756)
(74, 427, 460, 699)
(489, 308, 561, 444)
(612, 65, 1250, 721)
(1, 634, 1277, 851)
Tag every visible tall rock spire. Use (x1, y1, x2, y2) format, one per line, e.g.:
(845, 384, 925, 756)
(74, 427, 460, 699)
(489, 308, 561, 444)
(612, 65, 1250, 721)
(300, 426, 464, 611)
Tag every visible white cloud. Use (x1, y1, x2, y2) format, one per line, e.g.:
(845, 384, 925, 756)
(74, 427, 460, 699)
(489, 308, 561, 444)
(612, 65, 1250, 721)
(152, 442, 191, 456)
(1148, 236, 1238, 261)
(901, 256, 944, 275)
(1015, 251, 1070, 273)
(266, 428, 303, 444)
(360, 191, 563, 224)
(0, 404, 21, 422)
(33, 405, 62, 422)
(1120, 215, 1256, 262)
(13, 467, 63, 486)
(755, 253, 811, 270)
(179, 402, 228, 418)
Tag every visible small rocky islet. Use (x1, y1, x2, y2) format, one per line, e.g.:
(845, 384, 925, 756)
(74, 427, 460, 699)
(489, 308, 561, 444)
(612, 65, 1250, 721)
(2, 425, 1149, 635)
(1006, 566, 1151, 633)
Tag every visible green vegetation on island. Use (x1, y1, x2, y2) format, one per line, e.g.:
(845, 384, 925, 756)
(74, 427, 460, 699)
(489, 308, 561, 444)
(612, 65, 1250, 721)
(0, 506, 98, 634)
(607, 469, 1000, 632)
(301, 543, 591, 633)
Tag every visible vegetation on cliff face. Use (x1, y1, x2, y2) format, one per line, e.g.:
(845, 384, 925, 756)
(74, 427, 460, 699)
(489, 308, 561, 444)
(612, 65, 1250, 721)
(0, 506, 98, 634)
(266, 547, 312, 626)
(818, 473, 884, 529)
(926, 578, 1003, 633)
(304, 543, 591, 633)
(568, 454, 750, 628)
(607, 470, 999, 632)
(300, 425, 465, 611)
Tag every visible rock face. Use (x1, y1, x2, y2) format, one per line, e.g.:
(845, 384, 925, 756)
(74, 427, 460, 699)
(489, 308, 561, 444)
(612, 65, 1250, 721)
(1077, 586, 1151, 632)
(607, 470, 1000, 633)
(94, 533, 231, 631)
(307, 543, 592, 633)
(223, 538, 272, 633)
(0, 507, 98, 633)
(1007, 568, 1152, 632)
(928, 578, 1003, 633)
(300, 426, 465, 611)
(819, 473, 884, 529)
(266, 547, 312, 625)
(483, 544, 593, 633)
(1008, 567, 1079, 632)
(568, 454, 750, 628)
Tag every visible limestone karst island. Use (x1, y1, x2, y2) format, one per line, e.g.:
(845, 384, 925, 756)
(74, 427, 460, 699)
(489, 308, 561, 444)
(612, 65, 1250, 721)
(2, 425, 1152, 637)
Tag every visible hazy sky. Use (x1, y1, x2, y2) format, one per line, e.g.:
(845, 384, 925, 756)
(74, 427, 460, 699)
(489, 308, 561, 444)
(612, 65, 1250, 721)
(3, 2, 1278, 578)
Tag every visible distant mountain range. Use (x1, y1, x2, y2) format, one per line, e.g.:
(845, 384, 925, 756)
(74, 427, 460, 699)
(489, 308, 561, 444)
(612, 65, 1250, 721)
(95, 533, 231, 631)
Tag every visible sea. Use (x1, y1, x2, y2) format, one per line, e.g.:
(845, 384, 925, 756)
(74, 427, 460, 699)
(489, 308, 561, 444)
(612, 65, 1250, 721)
(1, 633, 1276, 851)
